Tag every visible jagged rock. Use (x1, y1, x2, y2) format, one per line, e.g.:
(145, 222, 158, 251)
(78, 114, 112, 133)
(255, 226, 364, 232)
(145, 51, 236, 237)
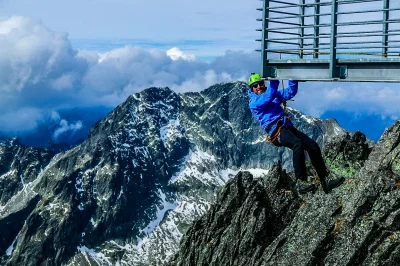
(0, 192, 40, 258)
(0, 139, 54, 205)
(0, 140, 54, 259)
(168, 164, 302, 266)
(4, 87, 189, 266)
(168, 120, 400, 266)
(323, 131, 373, 178)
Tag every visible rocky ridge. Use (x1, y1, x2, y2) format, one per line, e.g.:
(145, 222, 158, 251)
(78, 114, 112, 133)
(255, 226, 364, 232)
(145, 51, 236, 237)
(0, 138, 54, 262)
(168, 122, 400, 266)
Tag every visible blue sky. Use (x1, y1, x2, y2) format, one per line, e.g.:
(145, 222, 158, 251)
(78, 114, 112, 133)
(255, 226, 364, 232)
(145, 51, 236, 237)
(0, 0, 398, 144)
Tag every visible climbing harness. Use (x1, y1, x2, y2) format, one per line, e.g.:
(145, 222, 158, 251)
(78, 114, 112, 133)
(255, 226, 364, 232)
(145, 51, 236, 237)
(265, 115, 291, 144)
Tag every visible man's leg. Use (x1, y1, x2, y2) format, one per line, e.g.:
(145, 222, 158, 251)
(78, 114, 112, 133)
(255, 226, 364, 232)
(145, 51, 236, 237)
(278, 128, 316, 194)
(288, 126, 345, 193)
(279, 128, 307, 181)
(287, 127, 328, 178)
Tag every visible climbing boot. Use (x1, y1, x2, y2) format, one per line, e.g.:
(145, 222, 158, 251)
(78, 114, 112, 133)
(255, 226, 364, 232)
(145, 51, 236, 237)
(296, 179, 316, 194)
(319, 174, 345, 194)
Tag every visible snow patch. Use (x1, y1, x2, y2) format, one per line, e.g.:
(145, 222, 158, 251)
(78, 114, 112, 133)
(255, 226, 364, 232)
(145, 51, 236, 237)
(139, 189, 177, 240)
(77, 246, 112, 266)
(216, 113, 233, 129)
(247, 168, 270, 177)
(169, 149, 219, 184)
(251, 135, 267, 145)
(219, 168, 269, 182)
(160, 118, 183, 149)
(20, 174, 25, 187)
(0, 170, 17, 180)
(299, 112, 317, 124)
(169, 150, 192, 183)
(6, 232, 20, 256)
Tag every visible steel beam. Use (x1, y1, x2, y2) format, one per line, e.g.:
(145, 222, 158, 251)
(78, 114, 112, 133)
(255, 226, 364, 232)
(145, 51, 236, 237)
(261, 0, 270, 78)
(258, 0, 400, 82)
(266, 59, 400, 82)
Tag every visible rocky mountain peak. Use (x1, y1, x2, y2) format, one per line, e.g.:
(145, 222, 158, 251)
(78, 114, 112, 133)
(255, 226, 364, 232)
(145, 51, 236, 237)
(168, 121, 400, 266)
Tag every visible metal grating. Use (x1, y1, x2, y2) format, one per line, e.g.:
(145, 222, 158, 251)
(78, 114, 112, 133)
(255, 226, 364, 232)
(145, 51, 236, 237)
(257, 0, 400, 82)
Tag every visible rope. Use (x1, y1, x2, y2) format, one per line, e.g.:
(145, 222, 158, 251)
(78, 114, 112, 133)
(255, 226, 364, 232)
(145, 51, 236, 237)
(280, 52, 287, 113)
(265, 52, 290, 144)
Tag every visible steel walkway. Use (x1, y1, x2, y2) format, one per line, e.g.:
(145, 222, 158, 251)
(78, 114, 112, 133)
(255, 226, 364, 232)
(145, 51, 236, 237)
(257, 0, 400, 82)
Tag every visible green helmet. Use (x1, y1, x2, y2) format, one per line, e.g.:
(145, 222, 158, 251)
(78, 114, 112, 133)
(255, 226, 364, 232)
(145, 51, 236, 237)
(248, 73, 262, 87)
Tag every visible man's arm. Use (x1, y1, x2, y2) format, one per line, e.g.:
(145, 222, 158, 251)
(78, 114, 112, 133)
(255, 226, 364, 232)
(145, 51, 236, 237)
(277, 80, 298, 101)
(249, 80, 280, 109)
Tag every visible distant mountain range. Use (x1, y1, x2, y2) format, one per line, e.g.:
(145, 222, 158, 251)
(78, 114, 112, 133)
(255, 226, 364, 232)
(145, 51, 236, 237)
(0, 82, 350, 266)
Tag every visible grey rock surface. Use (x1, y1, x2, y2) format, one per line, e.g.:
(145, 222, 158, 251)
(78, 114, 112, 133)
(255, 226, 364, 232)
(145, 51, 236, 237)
(168, 121, 400, 266)
(0, 138, 54, 260)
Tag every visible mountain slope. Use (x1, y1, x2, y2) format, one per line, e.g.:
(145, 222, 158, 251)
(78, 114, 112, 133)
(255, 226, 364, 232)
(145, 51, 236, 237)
(0, 138, 55, 262)
(168, 122, 400, 266)
(0, 82, 348, 266)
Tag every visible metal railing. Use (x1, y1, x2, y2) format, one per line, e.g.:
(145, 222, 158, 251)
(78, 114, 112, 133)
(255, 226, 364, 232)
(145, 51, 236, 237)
(257, 0, 400, 82)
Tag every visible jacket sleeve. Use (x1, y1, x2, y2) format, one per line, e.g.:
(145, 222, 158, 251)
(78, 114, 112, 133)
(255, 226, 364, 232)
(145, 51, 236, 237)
(249, 80, 280, 109)
(277, 80, 298, 101)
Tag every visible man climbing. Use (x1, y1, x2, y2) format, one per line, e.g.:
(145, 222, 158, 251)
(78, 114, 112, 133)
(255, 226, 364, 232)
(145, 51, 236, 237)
(247, 73, 345, 194)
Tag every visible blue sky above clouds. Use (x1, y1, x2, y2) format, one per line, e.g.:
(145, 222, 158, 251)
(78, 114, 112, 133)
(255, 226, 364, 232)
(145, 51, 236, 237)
(0, 0, 398, 145)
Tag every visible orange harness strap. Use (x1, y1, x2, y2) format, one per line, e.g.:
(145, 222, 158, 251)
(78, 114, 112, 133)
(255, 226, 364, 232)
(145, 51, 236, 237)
(266, 115, 290, 143)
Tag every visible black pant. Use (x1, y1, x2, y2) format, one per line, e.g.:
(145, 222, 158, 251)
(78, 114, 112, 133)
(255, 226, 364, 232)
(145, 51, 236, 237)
(276, 126, 328, 181)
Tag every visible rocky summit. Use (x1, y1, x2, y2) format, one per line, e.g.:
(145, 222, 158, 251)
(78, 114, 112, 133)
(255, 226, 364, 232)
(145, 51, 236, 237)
(0, 82, 352, 266)
(168, 122, 400, 266)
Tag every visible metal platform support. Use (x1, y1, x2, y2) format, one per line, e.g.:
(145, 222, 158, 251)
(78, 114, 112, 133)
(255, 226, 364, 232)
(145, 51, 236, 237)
(256, 0, 400, 82)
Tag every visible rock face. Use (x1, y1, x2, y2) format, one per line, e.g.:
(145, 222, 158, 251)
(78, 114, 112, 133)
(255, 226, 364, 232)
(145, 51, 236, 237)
(0, 82, 348, 266)
(168, 121, 400, 266)
(0, 138, 54, 263)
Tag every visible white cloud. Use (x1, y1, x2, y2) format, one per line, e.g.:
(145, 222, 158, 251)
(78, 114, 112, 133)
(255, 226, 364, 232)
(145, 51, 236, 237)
(0, 15, 24, 34)
(291, 82, 400, 119)
(325, 87, 347, 101)
(50, 111, 61, 122)
(167, 47, 196, 61)
(0, 15, 398, 136)
(0, 16, 86, 93)
(79, 45, 259, 104)
(52, 119, 83, 141)
(50, 73, 76, 90)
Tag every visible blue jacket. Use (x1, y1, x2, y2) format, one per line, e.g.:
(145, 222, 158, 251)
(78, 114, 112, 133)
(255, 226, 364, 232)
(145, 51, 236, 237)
(248, 80, 298, 135)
